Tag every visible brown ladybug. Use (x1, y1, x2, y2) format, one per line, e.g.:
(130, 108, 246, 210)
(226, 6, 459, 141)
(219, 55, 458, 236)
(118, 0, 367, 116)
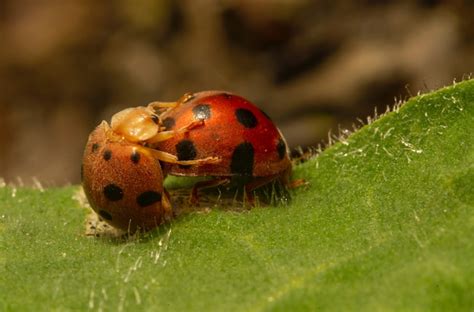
(81, 104, 220, 232)
(150, 91, 298, 203)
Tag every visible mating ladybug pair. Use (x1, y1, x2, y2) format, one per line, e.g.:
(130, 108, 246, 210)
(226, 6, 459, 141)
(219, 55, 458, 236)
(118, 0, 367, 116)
(82, 91, 296, 232)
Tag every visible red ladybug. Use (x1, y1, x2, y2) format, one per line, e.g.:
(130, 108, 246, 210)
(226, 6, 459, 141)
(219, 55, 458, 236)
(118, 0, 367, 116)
(151, 91, 294, 203)
(82, 105, 219, 232)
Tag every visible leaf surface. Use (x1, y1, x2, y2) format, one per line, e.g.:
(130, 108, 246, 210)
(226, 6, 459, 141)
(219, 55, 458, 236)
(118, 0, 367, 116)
(1, 80, 473, 311)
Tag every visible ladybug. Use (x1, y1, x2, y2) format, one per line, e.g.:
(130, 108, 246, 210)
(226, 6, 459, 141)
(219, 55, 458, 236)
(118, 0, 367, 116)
(150, 91, 295, 203)
(81, 105, 220, 232)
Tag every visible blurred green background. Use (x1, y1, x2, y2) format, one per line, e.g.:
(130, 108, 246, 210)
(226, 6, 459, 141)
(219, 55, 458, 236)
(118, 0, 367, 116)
(0, 0, 472, 185)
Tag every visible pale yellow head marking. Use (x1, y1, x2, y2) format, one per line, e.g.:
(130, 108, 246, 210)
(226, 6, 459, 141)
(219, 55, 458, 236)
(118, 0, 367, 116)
(110, 106, 159, 143)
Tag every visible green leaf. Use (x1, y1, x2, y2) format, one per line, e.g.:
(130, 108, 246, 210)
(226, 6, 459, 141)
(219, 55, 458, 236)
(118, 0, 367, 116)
(1, 80, 473, 311)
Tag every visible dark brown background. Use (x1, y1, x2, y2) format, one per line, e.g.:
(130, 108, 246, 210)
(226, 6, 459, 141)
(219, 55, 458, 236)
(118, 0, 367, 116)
(1, 0, 472, 186)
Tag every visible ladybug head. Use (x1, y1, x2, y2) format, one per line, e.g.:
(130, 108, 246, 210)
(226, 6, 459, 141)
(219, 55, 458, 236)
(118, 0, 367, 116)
(110, 107, 160, 143)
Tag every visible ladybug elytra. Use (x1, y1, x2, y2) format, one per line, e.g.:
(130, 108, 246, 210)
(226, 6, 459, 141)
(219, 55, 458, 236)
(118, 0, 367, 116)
(151, 91, 294, 203)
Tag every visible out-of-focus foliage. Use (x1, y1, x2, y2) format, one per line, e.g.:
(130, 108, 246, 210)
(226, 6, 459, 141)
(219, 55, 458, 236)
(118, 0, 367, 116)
(0, 0, 473, 184)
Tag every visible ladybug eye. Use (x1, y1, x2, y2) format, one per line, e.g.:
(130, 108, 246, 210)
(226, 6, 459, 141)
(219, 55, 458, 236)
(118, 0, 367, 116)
(151, 114, 159, 124)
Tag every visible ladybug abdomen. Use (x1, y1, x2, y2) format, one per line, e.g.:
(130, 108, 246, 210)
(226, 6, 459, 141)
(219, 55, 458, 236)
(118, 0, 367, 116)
(82, 124, 166, 231)
(157, 92, 291, 177)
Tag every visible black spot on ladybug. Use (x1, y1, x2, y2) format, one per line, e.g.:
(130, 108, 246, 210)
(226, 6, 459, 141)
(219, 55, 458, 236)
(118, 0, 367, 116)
(151, 114, 159, 124)
(99, 210, 112, 221)
(131, 150, 140, 164)
(222, 93, 232, 99)
(176, 139, 197, 169)
(103, 149, 112, 161)
(277, 139, 287, 160)
(235, 108, 258, 128)
(259, 109, 272, 121)
(103, 184, 124, 201)
(137, 191, 162, 207)
(176, 140, 197, 160)
(162, 117, 175, 130)
(193, 104, 211, 120)
(231, 142, 254, 175)
(92, 143, 100, 153)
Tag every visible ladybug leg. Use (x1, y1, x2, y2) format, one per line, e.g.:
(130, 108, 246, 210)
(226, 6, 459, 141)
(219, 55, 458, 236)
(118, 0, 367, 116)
(147, 93, 194, 112)
(147, 101, 179, 113)
(243, 174, 280, 205)
(146, 149, 221, 166)
(244, 174, 280, 193)
(287, 179, 308, 188)
(161, 189, 174, 222)
(244, 174, 308, 205)
(189, 177, 231, 205)
(146, 120, 204, 144)
(279, 167, 308, 189)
